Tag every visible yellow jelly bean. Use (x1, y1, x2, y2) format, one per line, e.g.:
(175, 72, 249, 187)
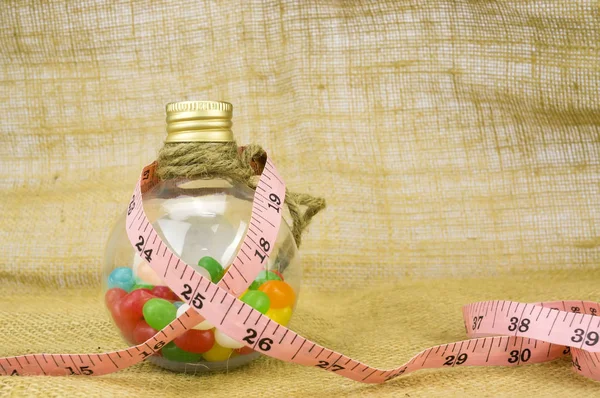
(202, 342, 233, 362)
(266, 306, 292, 326)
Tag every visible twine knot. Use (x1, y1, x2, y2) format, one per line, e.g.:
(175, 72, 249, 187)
(156, 141, 325, 247)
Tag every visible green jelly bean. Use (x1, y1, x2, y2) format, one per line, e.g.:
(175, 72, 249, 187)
(198, 256, 224, 283)
(132, 283, 154, 291)
(241, 290, 270, 314)
(161, 342, 203, 362)
(249, 270, 281, 290)
(142, 298, 177, 330)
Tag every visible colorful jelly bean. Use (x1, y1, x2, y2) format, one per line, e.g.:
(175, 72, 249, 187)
(249, 270, 281, 290)
(173, 301, 185, 309)
(132, 320, 159, 345)
(214, 329, 244, 349)
(258, 280, 295, 309)
(162, 342, 203, 362)
(110, 301, 138, 344)
(108, 267, 135, 292)
(104, 288, 127, 311)
(202, 342, 233, 362)
(119, 289, 156, 321)
(266, 306, 293, 326)
(151, 286, 178, 301)
(174, 329, 215, 354)
(113, 288, 157, 344)
(176, 303, 214, 330)
(131, 283, 154, 291)
(142, 298, 177, 330)
(135, 260, 163, 285)
(240, 290, 270, 314)
(198, 256, 224, 283)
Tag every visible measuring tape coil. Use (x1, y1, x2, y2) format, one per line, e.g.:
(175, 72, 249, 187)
(0, 155, 599, 383)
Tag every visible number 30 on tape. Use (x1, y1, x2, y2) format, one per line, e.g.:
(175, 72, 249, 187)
(1, 155, 599, 384)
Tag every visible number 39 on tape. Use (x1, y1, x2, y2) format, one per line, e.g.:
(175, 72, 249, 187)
(0, 155, 599, 384)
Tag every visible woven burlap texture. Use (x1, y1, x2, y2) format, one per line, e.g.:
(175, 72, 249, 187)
(1, 0, 598, 396)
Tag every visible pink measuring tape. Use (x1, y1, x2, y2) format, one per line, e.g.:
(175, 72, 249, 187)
(1, 156, 599, 383)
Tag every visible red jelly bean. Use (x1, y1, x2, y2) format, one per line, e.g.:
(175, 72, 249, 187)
(235, 346, 255, 355)
(119, 289, 155, 321)
(174, 329, 215, 354)
(105, 288, 127, 312)
(110, 300, 138, 344)
(132, 320, 158, 345)
(151, 286, 179, 301)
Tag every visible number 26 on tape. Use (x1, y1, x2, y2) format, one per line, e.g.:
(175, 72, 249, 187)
(243, 328, 273, 351)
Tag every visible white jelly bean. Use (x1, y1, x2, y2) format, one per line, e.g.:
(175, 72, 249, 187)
(214, 329, 244, 349)
(176, 303, 215, 330)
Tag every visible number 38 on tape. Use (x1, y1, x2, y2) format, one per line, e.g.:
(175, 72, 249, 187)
(1, 155, 599, 384)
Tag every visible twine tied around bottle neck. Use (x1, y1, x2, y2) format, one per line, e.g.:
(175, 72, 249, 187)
(156, 141, 325, 248)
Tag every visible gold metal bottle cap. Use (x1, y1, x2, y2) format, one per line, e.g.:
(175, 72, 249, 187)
(165, 101, 234, 143)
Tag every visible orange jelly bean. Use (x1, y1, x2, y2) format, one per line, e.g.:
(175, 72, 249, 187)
(258, 280, 295, 309)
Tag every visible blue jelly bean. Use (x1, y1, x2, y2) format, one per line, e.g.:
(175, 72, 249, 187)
(173, 301, 185, 309)
(108, 267, 135, 292)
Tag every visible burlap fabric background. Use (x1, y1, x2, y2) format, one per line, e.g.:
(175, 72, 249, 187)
(1, 1, 599, 396)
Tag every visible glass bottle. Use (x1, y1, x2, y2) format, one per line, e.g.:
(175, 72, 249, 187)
(103, 101, 300, 372)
